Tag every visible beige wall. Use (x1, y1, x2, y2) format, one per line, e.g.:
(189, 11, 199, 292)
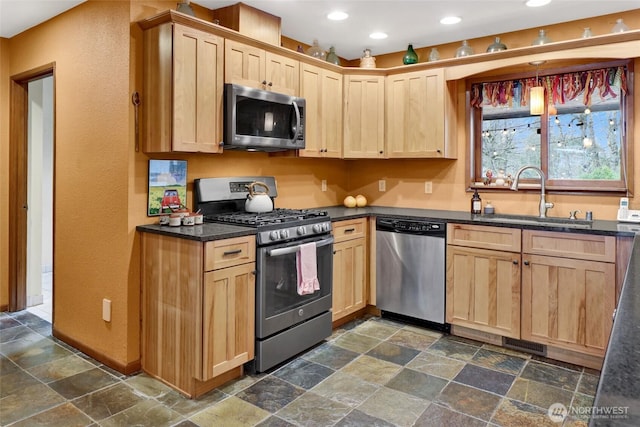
(0, 1, 638, 370)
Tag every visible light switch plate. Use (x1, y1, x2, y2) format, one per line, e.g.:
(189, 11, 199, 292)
(424, 181, 433, 194)
(321, 180, 327, 192)
(102, 299, 111, 322)
(379, 180, 386, 192)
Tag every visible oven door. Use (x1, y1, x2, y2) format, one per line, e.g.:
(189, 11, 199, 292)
(255, 235, 333, 339)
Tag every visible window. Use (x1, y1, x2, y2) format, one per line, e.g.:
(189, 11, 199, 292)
(469, 60, 632, 194)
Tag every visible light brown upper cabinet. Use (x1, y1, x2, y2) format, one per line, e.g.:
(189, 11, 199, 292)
(298, 63, 343, 158)
(225, 39, 299, 95)
(142, 23, 224, 153)
(386, 68, 457, 158)
(343, 75, 386, 158)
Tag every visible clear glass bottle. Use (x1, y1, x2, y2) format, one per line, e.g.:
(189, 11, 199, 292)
(403, 44, 419, 65)
(325, 46, 341, 65)
(428, 47, 440, 62)
(581, 27, 593, 38)
(176, 0, 195, 16)
(306, 39, 326, 59)
(611, 19, 629, 33)
(532, 29, 551, 45)
(455, 40, 474, 58)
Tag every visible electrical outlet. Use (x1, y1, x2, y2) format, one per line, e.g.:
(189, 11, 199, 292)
(102, 299, 111, 322)
(379, 180, 386, 192)
(321, 179, 327, 192)
(424, 181, 433, 194)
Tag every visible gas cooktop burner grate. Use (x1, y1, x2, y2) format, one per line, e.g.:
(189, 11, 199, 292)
(205, 208, 328, 227)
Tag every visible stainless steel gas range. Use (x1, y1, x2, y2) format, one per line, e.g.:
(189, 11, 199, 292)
(194, 176, 333, 372)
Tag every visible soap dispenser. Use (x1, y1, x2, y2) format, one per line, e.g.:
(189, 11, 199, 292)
(471, 189, 482, 214)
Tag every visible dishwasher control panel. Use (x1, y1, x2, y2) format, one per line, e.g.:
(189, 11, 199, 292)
(376, 218, 446, 236)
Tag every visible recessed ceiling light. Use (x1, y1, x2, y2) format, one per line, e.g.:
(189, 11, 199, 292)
(327, 11, 348, 21)
(369, 32, 388, 40)
(526, 0, 552, 7)
(440, 16, 462, 25)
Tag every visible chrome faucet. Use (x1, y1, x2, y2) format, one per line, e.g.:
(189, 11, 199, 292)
(510, 166, 554, 218)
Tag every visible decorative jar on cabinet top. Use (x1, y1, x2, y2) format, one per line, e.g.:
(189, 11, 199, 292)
(486, 37, 507, 52)
(403, 44, 419, 65)
(360, 49, 376, 68)
(455, 40, 474, 58)
(306, 39, 326, 59)
(325, 46, 341, 65)
(532, 29, 552, 45)
(428, 48, 440, 62)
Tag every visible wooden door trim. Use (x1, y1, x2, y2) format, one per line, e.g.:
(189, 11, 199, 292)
(8, 64, 55, 312)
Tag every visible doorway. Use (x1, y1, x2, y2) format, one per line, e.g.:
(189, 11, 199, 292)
(9, 65, 55, 321)
(25, 76, 54, 322)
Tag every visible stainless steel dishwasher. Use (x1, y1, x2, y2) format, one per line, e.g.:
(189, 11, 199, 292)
(376, 217, 446, 326)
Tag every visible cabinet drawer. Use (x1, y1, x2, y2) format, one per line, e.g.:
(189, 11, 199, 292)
(205, 236, 256, 271)
(333, 218, 367, 243)
(523, 230, 615, 263)
(447, 223, 521, 252)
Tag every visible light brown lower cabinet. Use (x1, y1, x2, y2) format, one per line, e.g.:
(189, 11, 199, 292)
(141, 233, 255, 397)
(447, 224, 617, 365)
(446, 224, 521, 338)
(521, 230, 616, 357)
(332, 218, 367, 322)
(446, 245, 521, 338)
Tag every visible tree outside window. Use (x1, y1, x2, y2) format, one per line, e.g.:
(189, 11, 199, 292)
(469, 60, 632, 194)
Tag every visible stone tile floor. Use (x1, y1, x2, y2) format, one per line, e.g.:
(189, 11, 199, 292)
(1, 311, 598, 426)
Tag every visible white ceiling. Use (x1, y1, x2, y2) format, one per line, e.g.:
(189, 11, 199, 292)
(1, 1, 638, 60)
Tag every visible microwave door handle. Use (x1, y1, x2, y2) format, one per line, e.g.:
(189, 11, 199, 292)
(267, 237, 334, 257)
(292, 101, 301, 141)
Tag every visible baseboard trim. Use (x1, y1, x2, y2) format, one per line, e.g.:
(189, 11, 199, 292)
(53, 327, 141, 375)
(0, 304, 8, 312)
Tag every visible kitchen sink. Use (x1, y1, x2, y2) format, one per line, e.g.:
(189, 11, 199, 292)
(474, 213, 593, 229)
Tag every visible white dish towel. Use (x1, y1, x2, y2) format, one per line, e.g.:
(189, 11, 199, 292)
(297, 242, 320, 295)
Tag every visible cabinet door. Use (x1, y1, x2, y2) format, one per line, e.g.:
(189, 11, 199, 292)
(172, 25, 224, 153)
(332, 238, 366, 321)
(298, 64, 323, 157)
(298, 64, 342, 158)
(224, 39, 265, 89)
(202, 263, 255, 380)
(265, 52, 299, 95)
(521, 255, 615, 356)
(446, 245, 521, 338)
(386, 69, 450, 158)
(321, 69, 344, 158)
(343, 75, 385, 158)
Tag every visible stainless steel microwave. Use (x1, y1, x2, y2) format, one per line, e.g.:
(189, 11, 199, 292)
(223, 83, 305, 152)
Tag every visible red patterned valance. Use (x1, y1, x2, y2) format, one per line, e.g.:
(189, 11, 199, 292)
(470, 66, 627, 109)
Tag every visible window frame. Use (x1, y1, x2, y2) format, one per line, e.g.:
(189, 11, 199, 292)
(467, 59, 634, 196)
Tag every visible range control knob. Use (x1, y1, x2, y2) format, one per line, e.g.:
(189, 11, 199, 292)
(297, 226, 306, 236)
(322, 223, 331, 232)
(280, 229, 289, 239)
(312, 224, 322, 233)
(269, 230, 280, 241)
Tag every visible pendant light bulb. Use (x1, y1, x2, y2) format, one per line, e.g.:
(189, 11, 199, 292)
(530, 86, 545, 115)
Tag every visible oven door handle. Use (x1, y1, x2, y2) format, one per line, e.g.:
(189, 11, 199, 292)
(267, 237, 334, 257)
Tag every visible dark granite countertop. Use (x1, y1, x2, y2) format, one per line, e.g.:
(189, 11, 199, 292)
(324, 205, 637, 237)
(591, 234, 640, 427)
(136, 222, 255, 242)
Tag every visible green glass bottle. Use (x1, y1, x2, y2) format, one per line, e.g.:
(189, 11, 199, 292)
(403, 44, 419, 65)
(325, 46, 341, 65)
